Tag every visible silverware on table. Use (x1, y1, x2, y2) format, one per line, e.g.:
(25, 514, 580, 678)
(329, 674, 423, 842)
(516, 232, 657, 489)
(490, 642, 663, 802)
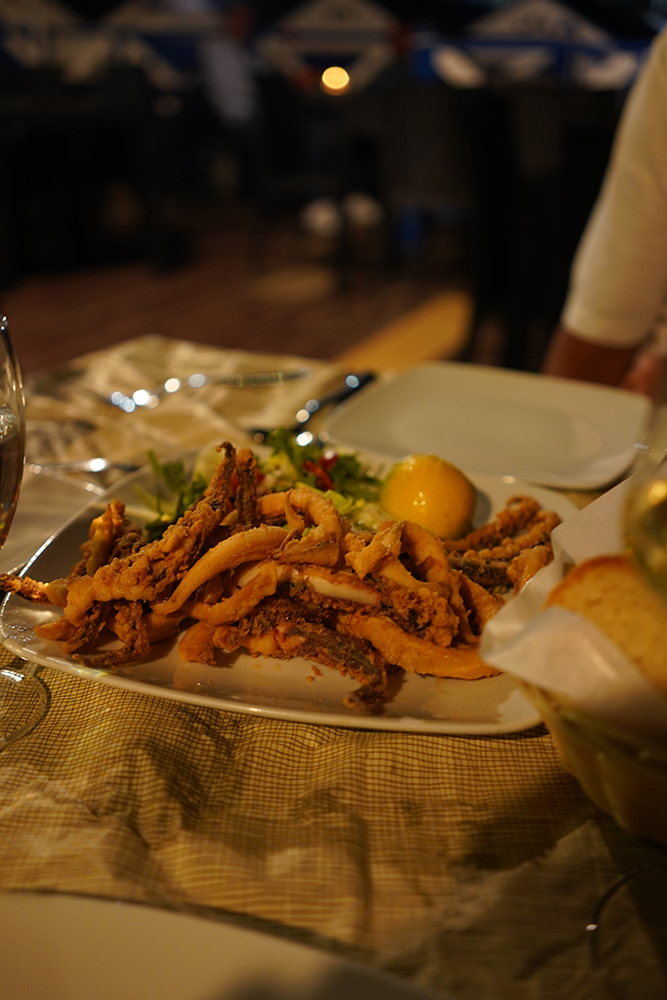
(25, 458, 141, 496)
(25, 370, 376, 490)
(27, 458, 140, 476)
(103, 368, 312, 412)
(251, 371, 377, 443)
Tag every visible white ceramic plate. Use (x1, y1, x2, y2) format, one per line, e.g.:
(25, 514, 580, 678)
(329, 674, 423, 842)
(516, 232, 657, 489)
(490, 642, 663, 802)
(0, 463, 576, 734)
(323, 361, 651, 490)
(0, 891, 439, 1000)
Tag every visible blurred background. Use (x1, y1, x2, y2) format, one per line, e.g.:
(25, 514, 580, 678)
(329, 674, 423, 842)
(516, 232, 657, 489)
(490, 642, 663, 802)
(0, 0, 662, 375)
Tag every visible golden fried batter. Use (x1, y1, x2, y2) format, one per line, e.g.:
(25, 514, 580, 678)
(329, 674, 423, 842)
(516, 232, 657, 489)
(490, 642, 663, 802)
(443, 496, 560, 591)
(337, 610, 499, 679)
(1, 443, 559, 710)
(0, 574, 50, 604)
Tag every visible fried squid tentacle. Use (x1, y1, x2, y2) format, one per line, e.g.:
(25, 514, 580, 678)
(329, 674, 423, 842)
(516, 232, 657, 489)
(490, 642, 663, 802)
(442, 496, 560, 592)
(190, 560, 280, 625)
(62, 601, 108, 655)
(72, 600, 149, 670)
(235, 447, 258, 528)
(0, 500, 144, 608)
(198, 615, 390, 706)
(61, 444, 241, 623)
(275, 487, 347, 567)
(337, 610, 499, 680)
(442, 496, 544, 552)
(0, 574, 51, 604)
(154, 525, 289, 616)
(80, 500, 142, 576)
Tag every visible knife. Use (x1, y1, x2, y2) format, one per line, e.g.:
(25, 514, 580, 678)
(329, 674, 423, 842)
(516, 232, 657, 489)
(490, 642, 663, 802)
(251, 371, 377, 443)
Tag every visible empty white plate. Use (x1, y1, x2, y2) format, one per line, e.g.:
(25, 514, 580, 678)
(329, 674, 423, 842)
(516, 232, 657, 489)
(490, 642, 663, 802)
(0, 891, 440, 1000)
(323, 362, 651, 490)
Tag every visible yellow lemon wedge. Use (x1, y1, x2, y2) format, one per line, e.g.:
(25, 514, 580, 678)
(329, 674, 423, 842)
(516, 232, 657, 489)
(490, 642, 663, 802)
(380, 453, 476, 539)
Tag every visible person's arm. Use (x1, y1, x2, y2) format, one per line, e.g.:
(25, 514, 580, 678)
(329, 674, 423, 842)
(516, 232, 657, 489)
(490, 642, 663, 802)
(543, 325, 665, 396)
(620, 348, 665, 396)
(545, 30, 667, 389)
(542, 326, 636, 385)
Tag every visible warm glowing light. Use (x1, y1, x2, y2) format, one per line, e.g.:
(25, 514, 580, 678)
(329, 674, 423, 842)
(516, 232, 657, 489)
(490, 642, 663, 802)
(648, 479, 667, 504)
(320, 66, 350, 95)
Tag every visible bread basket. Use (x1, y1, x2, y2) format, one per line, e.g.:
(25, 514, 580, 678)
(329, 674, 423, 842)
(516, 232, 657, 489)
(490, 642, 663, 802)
(522, 681, 667, 846)
(480, 481, 667, 845)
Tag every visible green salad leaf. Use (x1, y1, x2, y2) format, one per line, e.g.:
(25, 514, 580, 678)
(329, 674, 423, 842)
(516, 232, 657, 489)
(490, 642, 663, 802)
(137, 433, 387, 540)
(141, 451, 208, 542)
(262, 428, 383, 504)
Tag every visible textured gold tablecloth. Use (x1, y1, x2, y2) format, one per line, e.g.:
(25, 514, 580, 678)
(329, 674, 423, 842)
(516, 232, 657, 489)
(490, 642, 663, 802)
(1, 337, 665, 1000)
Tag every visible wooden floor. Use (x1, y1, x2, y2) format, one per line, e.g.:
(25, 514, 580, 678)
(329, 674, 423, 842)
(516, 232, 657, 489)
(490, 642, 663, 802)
(0, 201, 485, 377)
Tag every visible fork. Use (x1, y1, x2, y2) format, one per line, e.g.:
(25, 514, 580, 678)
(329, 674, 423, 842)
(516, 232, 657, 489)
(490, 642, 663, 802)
(102, 368, 312, 412)
(27, 458, 140, 476)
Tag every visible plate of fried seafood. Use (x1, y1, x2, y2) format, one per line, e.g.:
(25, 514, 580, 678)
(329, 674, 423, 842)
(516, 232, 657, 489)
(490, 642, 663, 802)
(0, 443, 577, 733)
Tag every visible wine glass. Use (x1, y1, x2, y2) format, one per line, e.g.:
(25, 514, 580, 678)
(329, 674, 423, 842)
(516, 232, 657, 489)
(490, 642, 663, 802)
(0, 315, 48, 749)
(607, 369, 667, 987)
(624, 364, 667, 599)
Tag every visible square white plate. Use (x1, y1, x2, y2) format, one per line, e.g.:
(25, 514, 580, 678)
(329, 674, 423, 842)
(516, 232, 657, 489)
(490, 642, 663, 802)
(323, 362, 651, 489)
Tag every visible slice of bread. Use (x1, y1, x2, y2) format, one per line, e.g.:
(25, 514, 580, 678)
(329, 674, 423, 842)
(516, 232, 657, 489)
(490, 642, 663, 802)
(545, 553, 667, 697)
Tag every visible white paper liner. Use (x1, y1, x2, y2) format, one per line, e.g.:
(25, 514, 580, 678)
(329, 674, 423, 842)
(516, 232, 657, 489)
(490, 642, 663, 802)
(480, 478, 667, 743)
(484, 607, 667, 744)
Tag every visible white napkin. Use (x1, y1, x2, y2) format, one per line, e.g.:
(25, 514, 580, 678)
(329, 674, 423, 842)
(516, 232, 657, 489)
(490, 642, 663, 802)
(480, 479, 667, 742)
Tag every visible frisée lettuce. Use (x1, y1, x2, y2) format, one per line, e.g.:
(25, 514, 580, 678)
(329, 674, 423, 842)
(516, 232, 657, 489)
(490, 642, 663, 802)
(260, 429, 385, 531)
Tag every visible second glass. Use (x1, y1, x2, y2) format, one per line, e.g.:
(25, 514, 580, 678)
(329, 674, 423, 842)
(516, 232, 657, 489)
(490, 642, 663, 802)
(0, 316, 48, 749)
(625, 365, 667, 601)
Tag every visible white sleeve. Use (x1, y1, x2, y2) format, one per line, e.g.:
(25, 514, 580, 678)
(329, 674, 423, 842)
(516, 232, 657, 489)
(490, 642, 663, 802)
(561, 28, 667, 349)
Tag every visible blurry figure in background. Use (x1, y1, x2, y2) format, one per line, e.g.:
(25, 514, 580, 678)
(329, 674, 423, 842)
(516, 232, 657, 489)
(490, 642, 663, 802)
(257, 10, 388, 240)
(165, 0, 266, 196)
(200, 1, 266, 196)
(164, 0, 385, 242)
(543, 27, 667, 398)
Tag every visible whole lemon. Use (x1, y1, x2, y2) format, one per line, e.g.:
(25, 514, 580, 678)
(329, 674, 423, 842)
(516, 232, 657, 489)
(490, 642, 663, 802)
(380, 453, 476, 538)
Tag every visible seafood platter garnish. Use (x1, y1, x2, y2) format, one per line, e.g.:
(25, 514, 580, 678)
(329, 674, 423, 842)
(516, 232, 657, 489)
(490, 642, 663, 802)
(0, 436, 561, 711)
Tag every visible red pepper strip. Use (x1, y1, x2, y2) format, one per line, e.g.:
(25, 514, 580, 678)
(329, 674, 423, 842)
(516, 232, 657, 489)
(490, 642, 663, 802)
(302, 459, 334, 491)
